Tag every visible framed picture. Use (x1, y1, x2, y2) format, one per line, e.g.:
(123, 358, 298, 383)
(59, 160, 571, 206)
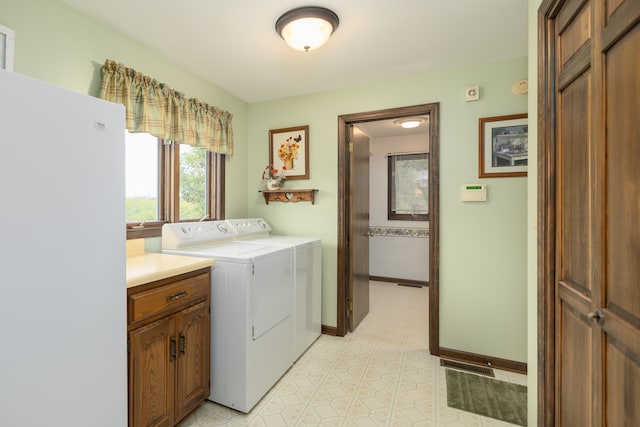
(269, 125, 309, 180)
(0, 24, 15, 72)
(478, 113, 528, 178)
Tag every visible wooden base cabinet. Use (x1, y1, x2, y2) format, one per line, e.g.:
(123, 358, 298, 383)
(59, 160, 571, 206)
(175, 302, 210, 420)
(129, 317, 176, 427)
(127, 268, 211, 427)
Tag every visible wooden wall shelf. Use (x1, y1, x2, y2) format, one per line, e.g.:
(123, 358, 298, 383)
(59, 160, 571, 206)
(259, 189, 318, 204)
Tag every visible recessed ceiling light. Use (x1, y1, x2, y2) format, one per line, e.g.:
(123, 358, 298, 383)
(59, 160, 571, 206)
(394, 118, 424, 129)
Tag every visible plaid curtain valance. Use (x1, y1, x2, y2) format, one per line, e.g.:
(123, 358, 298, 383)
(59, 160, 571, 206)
(98, 59, 233, 155)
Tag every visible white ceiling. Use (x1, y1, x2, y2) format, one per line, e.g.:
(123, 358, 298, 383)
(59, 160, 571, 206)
(60, 0, 528, 104)
(357, 117, 430, 139)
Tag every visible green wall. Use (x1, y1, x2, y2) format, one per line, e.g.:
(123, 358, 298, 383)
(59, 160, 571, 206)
(248, 57, 529, 363)
(0, 0, 249, 218)
(527, 1, 542, 425)
(2, 0, 531, 375)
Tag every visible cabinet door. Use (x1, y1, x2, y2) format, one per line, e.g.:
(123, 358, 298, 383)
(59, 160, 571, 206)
(175, 302, 210, 422)
(129, 317, 176, 427)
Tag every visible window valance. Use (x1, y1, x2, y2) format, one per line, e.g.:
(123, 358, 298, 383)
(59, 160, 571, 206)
(98, 59, 233, 155)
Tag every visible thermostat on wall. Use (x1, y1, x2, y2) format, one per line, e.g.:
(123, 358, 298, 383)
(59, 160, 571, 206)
(461, 184, 487, 202)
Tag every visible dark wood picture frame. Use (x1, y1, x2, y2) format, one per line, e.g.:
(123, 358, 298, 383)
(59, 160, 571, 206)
(269, 125, 309, 180)
(478, 114, 528, 178)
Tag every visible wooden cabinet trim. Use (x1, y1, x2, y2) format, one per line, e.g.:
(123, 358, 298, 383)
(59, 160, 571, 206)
(128, 272, 209, 325)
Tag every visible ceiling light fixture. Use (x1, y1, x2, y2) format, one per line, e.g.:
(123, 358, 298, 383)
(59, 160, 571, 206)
(394, 118, 425, 129)
(275, 6, 339, 52)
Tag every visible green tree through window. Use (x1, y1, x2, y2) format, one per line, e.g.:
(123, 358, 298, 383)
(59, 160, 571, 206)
(125, 133, 223, 238)
(179, 144, 206, 220)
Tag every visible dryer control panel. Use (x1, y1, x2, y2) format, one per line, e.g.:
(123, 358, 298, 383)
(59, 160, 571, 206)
(162, 220, 234, 249)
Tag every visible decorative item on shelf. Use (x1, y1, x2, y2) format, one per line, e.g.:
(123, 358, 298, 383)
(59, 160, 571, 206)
(261, 164, 286, 190)
(267, 179, 281, 190)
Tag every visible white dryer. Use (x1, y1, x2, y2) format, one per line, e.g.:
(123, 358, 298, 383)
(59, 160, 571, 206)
(161, 221, 293, 413)
(226, 218, 322, 361)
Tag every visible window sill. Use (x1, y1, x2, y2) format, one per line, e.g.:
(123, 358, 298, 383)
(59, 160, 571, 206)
(126, 223, 164, 240)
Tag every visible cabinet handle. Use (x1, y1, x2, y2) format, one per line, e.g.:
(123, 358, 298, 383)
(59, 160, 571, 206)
(166, 291, 187, 302)
(179, 334, 186, 356)
(170, 337, 177, 362)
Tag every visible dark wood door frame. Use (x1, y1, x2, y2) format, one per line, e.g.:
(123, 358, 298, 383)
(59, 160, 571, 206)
(336, 102, 440, 353)
(538, 3, 556, 425)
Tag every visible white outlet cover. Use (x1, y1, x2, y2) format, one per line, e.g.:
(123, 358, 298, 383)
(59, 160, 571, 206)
(465, 85, 480, 101)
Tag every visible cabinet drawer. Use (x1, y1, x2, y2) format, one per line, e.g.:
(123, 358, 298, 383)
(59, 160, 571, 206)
(129, 273, 209, 324)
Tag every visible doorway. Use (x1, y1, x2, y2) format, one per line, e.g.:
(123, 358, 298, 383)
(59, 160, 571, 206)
(336, 102, 440, 354)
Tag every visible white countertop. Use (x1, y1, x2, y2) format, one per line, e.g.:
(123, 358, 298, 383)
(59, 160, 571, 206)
(126, 253, 214, 288)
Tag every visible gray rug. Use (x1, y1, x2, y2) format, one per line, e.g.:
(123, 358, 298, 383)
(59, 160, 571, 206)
(445, 369, 527, 426)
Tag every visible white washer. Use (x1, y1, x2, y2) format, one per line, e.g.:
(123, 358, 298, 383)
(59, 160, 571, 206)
(162, 221, 293, 413)
(226, 218, 322, 361)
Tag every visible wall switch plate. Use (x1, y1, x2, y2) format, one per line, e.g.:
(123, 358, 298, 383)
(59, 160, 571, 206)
(465, 85, 480, 101)
(461, 184, 487, 201)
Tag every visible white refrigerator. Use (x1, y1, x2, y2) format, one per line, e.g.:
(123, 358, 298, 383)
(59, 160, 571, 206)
(0, 70, 127, 426)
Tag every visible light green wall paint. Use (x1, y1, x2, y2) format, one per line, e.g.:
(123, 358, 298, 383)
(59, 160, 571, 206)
(432, 62, 528, 363)
(528, 1, 542, 425)
(248, 57, 529, 364)
(0, 0, 249, 218)
(247, 95, 341, 327)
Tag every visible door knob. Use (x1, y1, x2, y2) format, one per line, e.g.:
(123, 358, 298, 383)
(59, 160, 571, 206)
(587, 309, 604, 322)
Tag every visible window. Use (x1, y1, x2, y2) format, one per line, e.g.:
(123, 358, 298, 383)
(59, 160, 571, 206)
(388, 153, 429, 221)
(125, 132, 160, 223)
(179, 144, 207, 221)
(125, 132, 224, 239)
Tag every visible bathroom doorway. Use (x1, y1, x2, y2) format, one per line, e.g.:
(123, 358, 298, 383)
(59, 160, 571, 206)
(336, 102, 440, 354)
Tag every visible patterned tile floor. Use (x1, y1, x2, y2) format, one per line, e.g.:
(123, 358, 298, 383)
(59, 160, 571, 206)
(178, 281, 527, 426)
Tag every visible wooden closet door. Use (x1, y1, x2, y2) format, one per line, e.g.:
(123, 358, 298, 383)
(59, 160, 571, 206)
(553, 1, 597, 423)
(541, 0, 640, 425)
(600, 1, 640, 424)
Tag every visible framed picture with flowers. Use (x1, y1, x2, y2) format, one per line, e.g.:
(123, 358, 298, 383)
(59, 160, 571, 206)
(269, 125, 309, 180)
